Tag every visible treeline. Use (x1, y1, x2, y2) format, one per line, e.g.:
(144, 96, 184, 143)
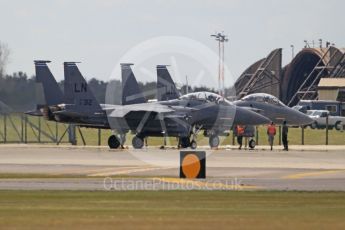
(0, 73, 235, 112)
(0, 72, 36, 112)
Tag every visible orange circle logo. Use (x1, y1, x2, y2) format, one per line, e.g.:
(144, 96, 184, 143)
(182, 154, 201, 178)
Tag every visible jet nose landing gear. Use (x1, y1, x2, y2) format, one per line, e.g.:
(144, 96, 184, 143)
(209, 135, 220, 148)
(178, 137, 198, 149)
(190, 140, 197, 149)
(179, 137, 191, 149)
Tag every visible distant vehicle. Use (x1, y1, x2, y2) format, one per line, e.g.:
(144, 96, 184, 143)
(293, 100, 345, 116)
(307, 110, 345, 130)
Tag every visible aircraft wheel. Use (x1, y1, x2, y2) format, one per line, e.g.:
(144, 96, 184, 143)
(180, 137, 190, 148)
(190, 140, 197, 149)
(132, 135, 144, 149)
(335, 121, 343, 131)
(311, 121, 318, 129)
(108, 135, 120, 149)
(249, 139, 256, 149)
(209, 135, 220, 148)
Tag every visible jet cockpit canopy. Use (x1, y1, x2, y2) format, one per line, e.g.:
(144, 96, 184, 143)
(180, 91, 231, 105)
(241, 93, 285, 106)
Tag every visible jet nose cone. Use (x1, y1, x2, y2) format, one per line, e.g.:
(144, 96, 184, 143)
(234, 107, 271, 126)
(290, 110, 314, 126)
(302, 114, 314, 125)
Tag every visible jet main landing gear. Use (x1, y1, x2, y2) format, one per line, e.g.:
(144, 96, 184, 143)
(108, 133, 126, 149)
(108, 135, 120, 149)
(132, 135, 144, 149)
(248, 139, 256, 149)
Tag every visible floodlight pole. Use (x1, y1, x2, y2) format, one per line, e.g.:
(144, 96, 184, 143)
(185, 75, 189, 94)
(221, 39, 226, 95)
(218, 39, 221, 95)
(211, 32, 228, 96)
(290, 45, 295, 60)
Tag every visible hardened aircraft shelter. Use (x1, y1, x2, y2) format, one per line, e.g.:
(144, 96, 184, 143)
(235, 46, 345, 106)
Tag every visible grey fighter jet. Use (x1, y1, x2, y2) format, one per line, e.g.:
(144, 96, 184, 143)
(233, 93, 314, 126)
(155, 65, 312, 126)
(155, 66, 313, 148)
(26, 60, 150, 147)
(41, 62, 271, 149)
(27, 61, 270, 149)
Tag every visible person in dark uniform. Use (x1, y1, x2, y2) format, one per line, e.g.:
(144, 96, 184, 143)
(282, 120, 289, 151)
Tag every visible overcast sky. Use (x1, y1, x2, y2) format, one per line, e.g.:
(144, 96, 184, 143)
(1, 0, 344, 88)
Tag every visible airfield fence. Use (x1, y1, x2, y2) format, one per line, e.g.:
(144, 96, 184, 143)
(0, 113, 344, 146)
(0, 112, 103, 145)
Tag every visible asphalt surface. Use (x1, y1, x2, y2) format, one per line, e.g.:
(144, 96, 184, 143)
(0, 144, 345, 191)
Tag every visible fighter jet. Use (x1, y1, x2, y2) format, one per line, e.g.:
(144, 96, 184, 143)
(48, 62, 271, 149)
(233, 93, 314, 126)
(155, 65, 312, 126)
(155, 66, 313, 148)
(27, 61, 270, 149)
(27, 61, 150, 147)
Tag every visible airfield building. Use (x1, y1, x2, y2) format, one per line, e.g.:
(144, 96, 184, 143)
(317, 78, 345, 102)
(234, 46, 345, 106)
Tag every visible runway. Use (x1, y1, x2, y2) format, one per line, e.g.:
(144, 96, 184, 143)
(1, 145, 345, 191)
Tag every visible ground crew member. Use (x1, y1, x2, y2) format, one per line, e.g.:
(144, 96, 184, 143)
(267, 122, 276, 151)
(282, 120, 289, 151)
(237, 125, 245, 150)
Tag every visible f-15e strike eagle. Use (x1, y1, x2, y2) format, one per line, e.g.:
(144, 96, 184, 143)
(26, 60, 270, 149)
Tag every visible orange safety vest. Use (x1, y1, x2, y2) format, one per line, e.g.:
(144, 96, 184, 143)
(237, 125, 245, 135)
(267, 125, 276, 135)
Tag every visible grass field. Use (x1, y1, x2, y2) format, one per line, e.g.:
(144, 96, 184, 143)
(1, 113, 344, 146)
(0, 190, 344, 229)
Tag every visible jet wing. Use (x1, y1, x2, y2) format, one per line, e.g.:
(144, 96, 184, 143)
(53, 110, 87, 118)
(108, 103, 175, 118)
(164, 114, 189, 119)
(24, 109, 43, 116)
(53, 109, 105, 117)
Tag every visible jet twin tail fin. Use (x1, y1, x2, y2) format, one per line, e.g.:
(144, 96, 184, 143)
(121, 63, 146, 105)
(63, 62, 102, 114)
(156, 65, 180, 101)
(34, 60, 64, 106)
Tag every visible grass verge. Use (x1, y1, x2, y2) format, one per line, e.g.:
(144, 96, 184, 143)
(0, 190, 344, 229)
